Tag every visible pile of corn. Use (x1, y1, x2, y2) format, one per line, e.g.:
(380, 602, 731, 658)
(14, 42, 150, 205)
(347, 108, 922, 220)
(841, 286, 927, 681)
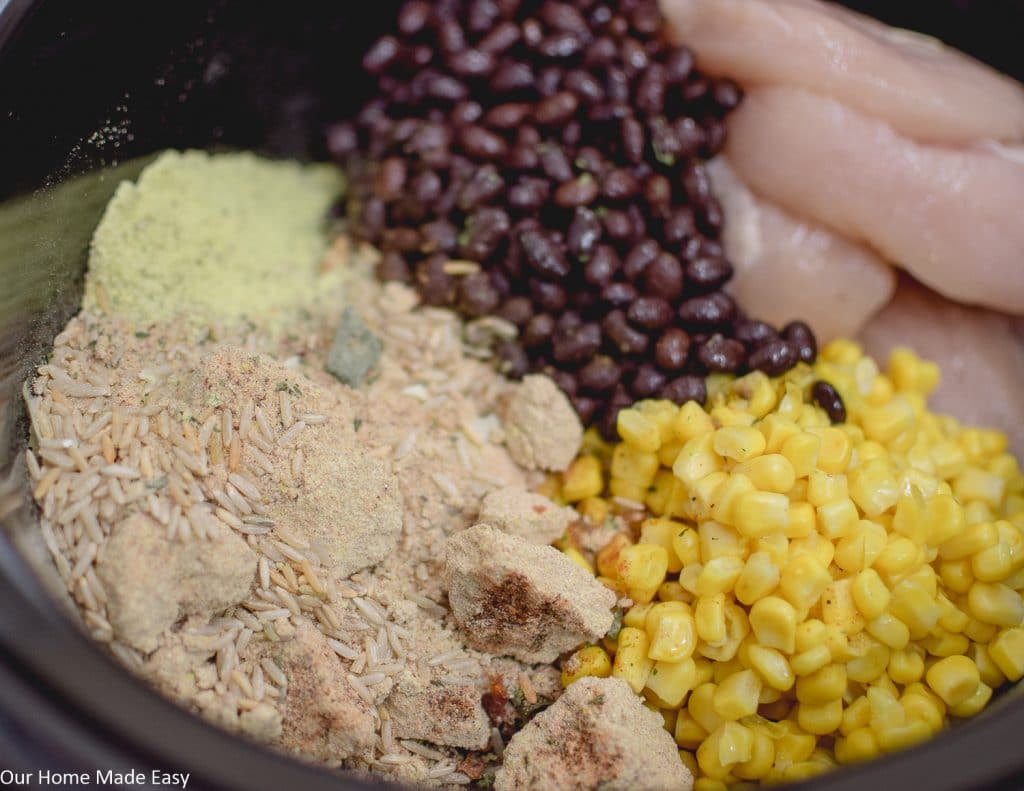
(555, 341, 1024, 789)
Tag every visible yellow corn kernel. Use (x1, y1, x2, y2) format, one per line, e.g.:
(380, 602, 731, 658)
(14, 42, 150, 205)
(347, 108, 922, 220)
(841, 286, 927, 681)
(688, 682, 724, 734)
(734, 552, 780, 606)
(673, 433, 724, 488)
(939, 521, 999, 561)
(939, 559, 974, 595)
(636, 399, 681, 443)
(834, 520, 888, 573)
(796, 663, 847, 705)
(900, 688, 944, 732)
(774, 725, 818, 766)
(647, 472, 676, 517)
(697, 556, 744, 596)
(612, 627, 654, 694)
(851, 569, 891, 621)
(849, 458, 900, 518)
(693, 779, 730, 791)
(639, 518, 685, 574)
(846, 636, 891, 683)
(657, 440, 683, 470)
(835, 727, 880, 765)
(921, 630, 969, 658)
(562, 455, 604, 502)
(809, 427, 853, 474)
(745, 644, 794, 691)
(760, 413, 800, 453)
(659, 582, 691, 603)
(624, 602, 655, 630)
(967, 582, 1024, 627)
(697, 520, 746, 563)
(988, 627, 1024, 681)
(780, 432, 821, 480)
(713, 669, 762, 721)
(711, 403, 757, 428)
(753, 534, 789, 569)
(822, 577, 865, 637)
(875, 719, 931, 753)
(577, 496, 609, 525)
(689, 471, 728, 520)
(678, 750, 698, 776)
(675, 710, 708, 750)
(733, 454, 796, 494)
(972, 542, 1014, 583)
(732, 726, 775, 781)
(888, 582, 941, 639)
(925, 655, 980, 706)
(778, 555, 832, 613)
(699, 601, 750, 663)
(892, 487, 929, 546)
(678, 565, 701, 596)
(645, 658, 698, 708)
(610, 444, 660, 488)
(866, 613, 910, 650)
(617, 408, 661, 452)
(616, 544, 669, 605)
(948, 681, 992, 719)
(561, 645, 613, 686)
(963, 617, 998, 644)
(817, 498, 859, 540)
(671, 527, 700, 567)
(710, 473, 756, 527)
(807, 470, 849, 507)
(783, 501, 815, 540)
(797, 699, 843, 735)
(713, 426, 766, 463)
(874, 536, 919, 577)
(562, 547, 594, 574)
(888, 648, 925, 685)
(866, 685, 904, 732)
(964, 501, 996, 526)
(791, 645, 832, 677)
(840, 696, 871, 736)
(695, 593, 727, 646)
(733, 490, 789, 539)
(646, 603, 697, 662)
(822, 338, 862, 364)
(936, 593, 971, 634)
(970, 643, 1007, 687)
(861, 399, 915, 445)
(826, 623, 860, 663)
(697, 722, 751, 780)
(927, 494, 968, 547)
(954, 468, 1006, 509)
(596, 533, 633, 578)
(749, 596, 797, 654)
(795, 618, 826, 653)
(673, 401, 714, 441)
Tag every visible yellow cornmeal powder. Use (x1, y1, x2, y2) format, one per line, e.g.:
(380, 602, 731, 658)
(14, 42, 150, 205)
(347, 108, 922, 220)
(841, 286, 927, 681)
(83, 149, 345, 327)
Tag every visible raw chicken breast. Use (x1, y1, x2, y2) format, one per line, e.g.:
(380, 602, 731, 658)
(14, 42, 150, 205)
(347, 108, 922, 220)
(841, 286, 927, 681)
(707, 158, 894, 342)
(860, 276, 1024, 459)
(725, 87, 1024, 314)
(659, 0, 1024, 144)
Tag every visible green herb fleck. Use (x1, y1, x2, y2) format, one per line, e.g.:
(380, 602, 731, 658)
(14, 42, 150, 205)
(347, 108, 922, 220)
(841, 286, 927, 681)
(134, 331, 149, 339)
(589, 693, 606, 706)
(353, 417, 363, 432)
(275, 380, 302, 397)
(479, 769, 497, 788)
(606, 609, 624, 641)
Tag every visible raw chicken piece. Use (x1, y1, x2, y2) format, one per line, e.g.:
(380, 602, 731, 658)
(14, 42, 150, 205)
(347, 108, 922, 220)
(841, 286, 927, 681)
(659, 0, 1024, 144)
(725, 88, 1024, 314)
(707, 157, 894, 342)
(859, 276, 1024, 459)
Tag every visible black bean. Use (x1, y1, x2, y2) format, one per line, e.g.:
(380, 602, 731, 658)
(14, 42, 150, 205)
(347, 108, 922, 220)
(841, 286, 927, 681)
(522, 17, 544, 47)
(578, 356, 622, 393)
(621, 117, 646, 165)
(507, 177, 550, 211)
(598, 384, 634, 440)
(563, 69, 605, 103)
(552, 322, 602, 363)
(497, 296, 534, 327)
(363, 36, 401, 73)
(568, 207, 602, 260)
(490, 268, 512, 297)
(416, 254, 457, 306)
(812, 381, 846, 424)
(636, 65, 667, 116)
(673, 117, 705, 158)
(539, 32, 584, 58)
(435, 17, 466, 53)
(555, 310, 582, 332)
(574, 146, 606, 175)
(540, 2, 589, 33)
(520, 228, 570, 278)
(665, 47, 695, 83)
(748, 339, 799, 376)
(603, 310, 649, 356)
(643, 173, 672, 210)
(655, 328, 691, 371)
(496, 341, 530, 379)
(661, 375, 707, 406)
(537, 66, 563, 97)
(712, 79, 743, 112)
(507, 144, 541, 172)
(621, 38, 649, 75)
(601, 281, 637, 308)
(628, 297, 673, 330)
(398, 1, 431, 35)
(419, 218, 458, 254)
(536, 144, 573, 183)
(425, 73, 469, 101)
(630, 0, 661, 34)
(459, 125, 507, 159)
(606, 66, 631, 104)
(572, 395, 601, 425)
(583, 245, 620, 286)
(522, 314, 555, 349)
(530, 279, 568, 312)
(376, 251, 412, 284)
(585, 36, 617, 66)
(702, 120, 727, 157)
(631, 364, 667, 399)
(410, 170, 443, 205)
(686, 257, 733, 293)
(535, 92, 580, 125)
(448, 49, 496, 77)
(623, 240, 659, 281)
(561, 120, 583, 146)
(382, 226, 421, 253)
(602, 209, 634, 241)
(459, 272, 502, 316)
(458, 165, 505, 211)
(479, 21, 521, 54)
(485, 102, 532, 129)
(490, 61, 535, 94)
(326, 122, 359, 161)
(601, 169, 640, 201)
(698, 196, 724, 235)
(662, 207, 697, 245)
(697, 335, 746, 373)
(374, 157, 406, 201)
(644, 252, 684, 300)
(405, 122, 451, 154)
(783, 321, 818, 364)
(682, 77, 709, 102)
(459, 207, 511, 261)
(554, 175, 599, 208)
(682, 163, 711, 203)
(678, 292, 736, 328)
(734, 320, 778, 350)
(468, 0, 500, 33)
(548, 369, 578, 398)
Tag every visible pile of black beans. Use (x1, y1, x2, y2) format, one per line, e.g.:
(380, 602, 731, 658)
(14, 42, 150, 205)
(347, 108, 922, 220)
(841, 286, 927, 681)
(329, 0, 817, 437)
